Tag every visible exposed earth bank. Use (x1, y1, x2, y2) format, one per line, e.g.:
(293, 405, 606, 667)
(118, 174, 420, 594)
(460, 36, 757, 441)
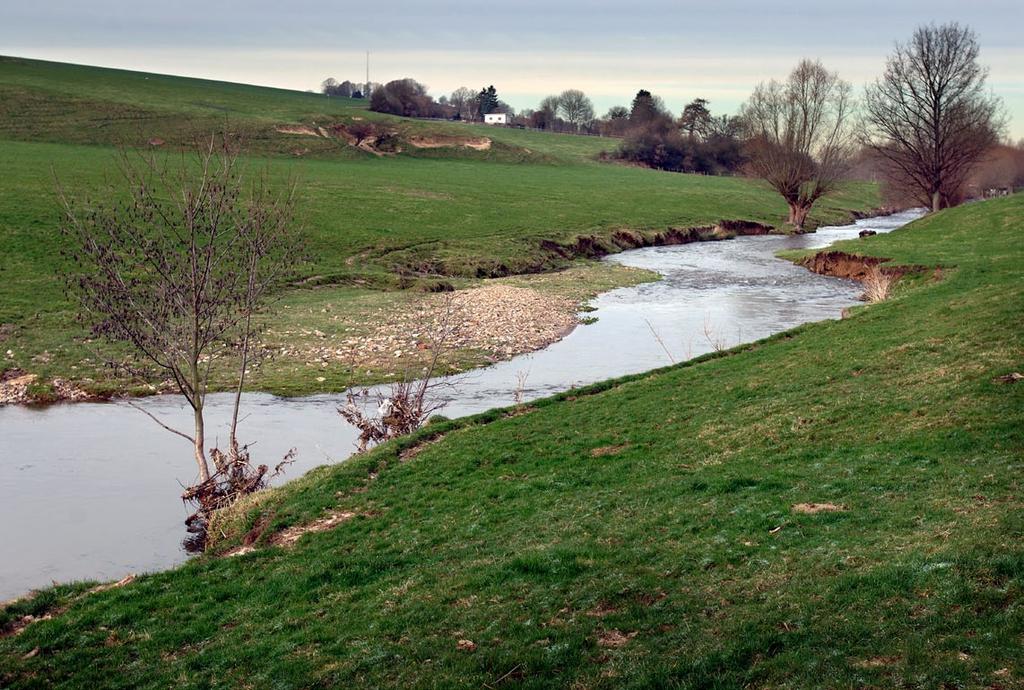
(798, 250, 934, 281)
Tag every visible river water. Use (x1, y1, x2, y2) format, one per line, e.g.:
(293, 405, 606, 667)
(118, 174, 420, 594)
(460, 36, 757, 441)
(0, 210, 923, 600)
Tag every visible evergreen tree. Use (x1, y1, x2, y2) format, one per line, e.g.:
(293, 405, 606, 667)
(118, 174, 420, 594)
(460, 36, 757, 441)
(680, 98, 712, 140)
(629, 89, 661, 125)
(476, 85, 500, 119)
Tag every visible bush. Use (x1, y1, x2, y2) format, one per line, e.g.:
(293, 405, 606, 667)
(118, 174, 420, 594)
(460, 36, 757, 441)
(617, 122, 744, 174)
(370, 78, 446, 118)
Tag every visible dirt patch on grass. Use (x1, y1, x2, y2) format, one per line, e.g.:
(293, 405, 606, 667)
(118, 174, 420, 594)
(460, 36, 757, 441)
(596, 629, 637, 648)
(275, 124, 321, 137)
(1, 610, 57, 638)
(851, 655, 901, 669)
(586, 603, 619, 618)
(792, 502, 846, 514)
(225, 433, 448, 555)
(590, 444, 630, 457)
(270, 510, 363, 547)
(408, 136, 491, 151)
(221, 509, 367, 556)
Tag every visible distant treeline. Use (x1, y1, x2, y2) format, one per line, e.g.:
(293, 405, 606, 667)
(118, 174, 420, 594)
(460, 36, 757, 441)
(321, 50, 1023, 196)
(320, 78, 367, 99)
(326, 78, 750, 175)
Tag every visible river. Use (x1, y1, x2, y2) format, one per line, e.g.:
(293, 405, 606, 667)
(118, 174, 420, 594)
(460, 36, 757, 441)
(0, 209, 923, 600)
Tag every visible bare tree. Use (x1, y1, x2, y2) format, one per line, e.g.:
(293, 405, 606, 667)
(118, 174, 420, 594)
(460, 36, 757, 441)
(58, 138, 301, 497)
(860, 23, 1004, 211)
(742, 59, 855, 230)
(449, 86, 477, 120)
(320, 77, 338, 94)
(536, 95, 563, 130)
(558, 89, 595, 132)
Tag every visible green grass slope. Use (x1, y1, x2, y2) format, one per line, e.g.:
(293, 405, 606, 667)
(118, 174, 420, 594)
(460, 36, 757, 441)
(0, 56, 608, 162)
(3, 197, 1021, 688)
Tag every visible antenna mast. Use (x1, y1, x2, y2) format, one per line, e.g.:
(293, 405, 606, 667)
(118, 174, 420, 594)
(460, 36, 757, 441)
(365, 51, 370, 97)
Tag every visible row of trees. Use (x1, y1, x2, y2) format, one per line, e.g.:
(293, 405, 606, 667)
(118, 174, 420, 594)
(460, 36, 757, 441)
(523, 90, 596, 132)
(368, 81, 513, 120)
(320, 78, 367, 99)
(744, 22, 1004, 225)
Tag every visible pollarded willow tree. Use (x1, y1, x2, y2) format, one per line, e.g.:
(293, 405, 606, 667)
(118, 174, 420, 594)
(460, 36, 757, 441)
(861, 23, 1003, 211)
(742, 59, 855, 230)
(59, 138, 301, 542)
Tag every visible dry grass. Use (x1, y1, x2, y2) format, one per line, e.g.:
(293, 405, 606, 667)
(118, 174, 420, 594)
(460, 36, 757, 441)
(861, 265, 895, 303)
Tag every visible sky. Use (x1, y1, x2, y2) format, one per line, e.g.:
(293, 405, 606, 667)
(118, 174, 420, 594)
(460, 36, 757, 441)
(3, 0, 1022, 138)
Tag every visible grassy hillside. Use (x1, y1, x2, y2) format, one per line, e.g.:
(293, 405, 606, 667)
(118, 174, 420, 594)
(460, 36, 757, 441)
(0, 56, 608, 161)
(2, 197, 1021, 688)
(0, 57, 880, 397)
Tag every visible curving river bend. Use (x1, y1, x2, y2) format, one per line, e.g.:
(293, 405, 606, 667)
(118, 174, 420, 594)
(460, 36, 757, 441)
(0, 209, 923, 600)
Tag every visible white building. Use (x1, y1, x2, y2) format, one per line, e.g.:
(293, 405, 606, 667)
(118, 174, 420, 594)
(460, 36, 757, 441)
(483, 113, 507, 125)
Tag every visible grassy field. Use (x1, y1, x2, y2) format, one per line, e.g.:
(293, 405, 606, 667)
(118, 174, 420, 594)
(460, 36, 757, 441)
(2, 195, 1021, 688)
(0, 55, 609, 160)
(0, 57, 880, 398)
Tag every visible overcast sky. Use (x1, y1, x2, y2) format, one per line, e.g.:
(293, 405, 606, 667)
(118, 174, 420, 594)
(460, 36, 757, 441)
(3, 0, 1022, 137)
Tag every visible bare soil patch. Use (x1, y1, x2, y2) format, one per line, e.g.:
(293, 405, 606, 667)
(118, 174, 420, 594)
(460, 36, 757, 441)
(596, 629, 638, 648)
(270, 510, 362, 547)
(791, 502, 846, 514)
(590, 444, 630, 457)
(851, 655, 901, 669)
(275, 124, 321, 137)
(408, 136, 491, 151)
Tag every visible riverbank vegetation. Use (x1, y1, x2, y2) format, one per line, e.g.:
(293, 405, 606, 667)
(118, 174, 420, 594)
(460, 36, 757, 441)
(0, 57, 879, 401)
(57, 140, 304, 544)
(2, 193, 1021, 688)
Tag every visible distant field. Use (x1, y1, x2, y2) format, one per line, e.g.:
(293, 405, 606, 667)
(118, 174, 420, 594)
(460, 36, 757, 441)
(0, 57, 879, 395)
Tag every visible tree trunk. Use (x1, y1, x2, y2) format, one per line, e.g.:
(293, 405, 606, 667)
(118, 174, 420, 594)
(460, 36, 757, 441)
(788, 202, 811, 231)
(193, 401, 210, 482)
(931, 190, 942, 213)
(229, 309, 253, 458)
